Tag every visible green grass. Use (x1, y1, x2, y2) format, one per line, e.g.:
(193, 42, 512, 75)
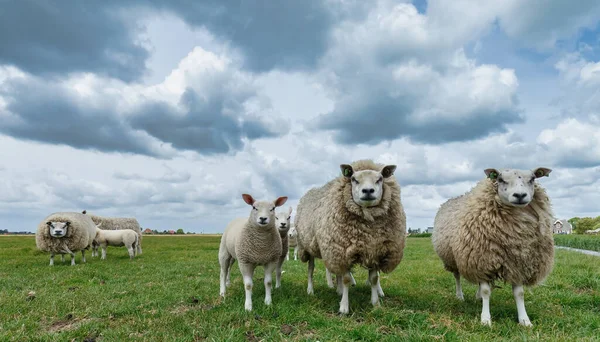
(554, 234, 600, 252)
(1, 236, 599, 341)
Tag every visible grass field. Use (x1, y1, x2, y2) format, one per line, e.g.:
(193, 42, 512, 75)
(554, 234, 600, 252)
(1, 236, 599, 341)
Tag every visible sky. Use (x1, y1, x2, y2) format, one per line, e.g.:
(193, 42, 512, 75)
(1, 0, 600, 233)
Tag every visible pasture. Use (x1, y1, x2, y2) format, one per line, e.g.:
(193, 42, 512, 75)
(1, 235, 599, 341)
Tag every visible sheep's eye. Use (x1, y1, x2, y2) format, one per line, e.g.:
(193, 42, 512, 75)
(498, 177, 507, 184)
(270, 207, 275, 212)
(529, 177, 535, 183)
(252, 206, 257, 211)
(351, 177, 358, 184)
(376, 177, 383, 183)
(287, 216, 291, 220)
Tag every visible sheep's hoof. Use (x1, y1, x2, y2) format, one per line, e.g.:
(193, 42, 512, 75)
(456, 293, 464, 301)
(307, 286, 314, 295)
(339, 307, 349, 315)
(245, 304, 252, 311)
(264, 297, 272, 306)
(519, 318, 532, 327)
(481, 317, 492, 326)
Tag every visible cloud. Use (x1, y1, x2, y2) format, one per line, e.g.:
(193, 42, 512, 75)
(310, 1, 523, 145)
(537, 118, 600, 168)
(0, 48, 289, 157)
(0, 1, 149, 82)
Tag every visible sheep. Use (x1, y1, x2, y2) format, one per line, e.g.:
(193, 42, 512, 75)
(35, 212, 97, 266)
(295, 159, 406, 314)
(83, 211, 143, 256)
(287, 226, 298, 261)
(218, 194, 288, 311)
(432, 167, 554, 327)
(93, 224, 139, 260)
(275, 207, 293, 288)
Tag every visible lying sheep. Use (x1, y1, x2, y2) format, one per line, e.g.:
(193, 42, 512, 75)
(287, 226, 298, 261)
(219, 194, 288, 311)
(83, 211, 143, 255)
(432, 167, 554, 327)
(275, 207, 293, 288)
(295, 160, 406, 314)
(35, 212, 97, 266)
(93, 223, 139, 260)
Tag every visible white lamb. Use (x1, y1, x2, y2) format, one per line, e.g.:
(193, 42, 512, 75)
(219, 194, 288, 311)
(287, 226, 298, 261)
(275, 207, 293, 288)
(93, 223, 139, 260)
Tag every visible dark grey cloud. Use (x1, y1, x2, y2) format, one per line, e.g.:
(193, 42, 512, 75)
(0, 0, 149, 82)
(158, 0, 334, 72)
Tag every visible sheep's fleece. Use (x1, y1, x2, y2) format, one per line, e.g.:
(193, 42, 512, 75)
(86, 213, 143, 253)
(296, 159, 406, 275)
(36, 212, 97, 253)
(432, 177, 554, 286)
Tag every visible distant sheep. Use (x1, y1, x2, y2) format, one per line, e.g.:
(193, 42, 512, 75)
(432, 167, 554, 326)
(275, 207, 293, 288)
(219, 194, 288, 311)
(93, 224, 139, 260)
(295, 160, 406, 314)
(83, 211, 143, 255)
(35, 212, 97, 266)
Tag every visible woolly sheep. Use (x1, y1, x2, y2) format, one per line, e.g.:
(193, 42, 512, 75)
(83, 211, 143, 256)
(275, 207, 293, 288)
(35, 212, 97, 266)
(295, 160, 406, 314)
(432, 167, 554, 327)
(93, 225, 139, 260)
(218, 194, 288, 311)
(287, 226, 298, 261)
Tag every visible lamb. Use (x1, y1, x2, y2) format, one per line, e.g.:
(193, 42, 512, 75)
(432, 167, 554, 327)
(295, 160, 406, 314)
(83, 210, 143, 256)
(93, 224, 139, 260)
(275, 207, 293, 288)
(35, 212, 97, 266)
(287, 226, 298, 261)
(218, 194, 288, 311)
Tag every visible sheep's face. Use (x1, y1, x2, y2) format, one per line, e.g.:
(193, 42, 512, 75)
(46, 221, 70, 238)
(341, 164, 397, 207)
(275, 207, 293, 234)
(242, 194, 288, 227)
(485, 167, 552, 207)
(288, 227, 297, 239)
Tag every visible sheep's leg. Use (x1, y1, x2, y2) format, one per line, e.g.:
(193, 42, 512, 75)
(226, 258, 235, 287)
(275, 258, 283, 289)
(479, 282, 492, 326)
(338, 272, 352, 314)
(513, 284, 532, 327)
(307, 257, 315, 295)
(454, 272, 464, 301)
(137, 241, 142, 255)
(286, 250, 290, 261)
(81, 250, 86, 263)
(326, 268, 335, 288)
(294, 247, 298, 261)
(336, 272, 343, 295)
(219, 255, 232, 297)
(369, 269, 381, 306)
(350, 272, 356, 286)
(127, 246, 135, 260)
(101, 246, 107, 260)
(239, 262, 256, 311)
(49, 253, 55, 266)
(264, 262, 276, 306)
(70, 252, 76, 266)
(375, 271, 384, 297)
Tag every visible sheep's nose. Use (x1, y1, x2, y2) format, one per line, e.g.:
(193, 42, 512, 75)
(362, 188, 375, 194)
(280, 223, 287, 227)
(259, 217, 267, 223)
(512, 193, 527, 200)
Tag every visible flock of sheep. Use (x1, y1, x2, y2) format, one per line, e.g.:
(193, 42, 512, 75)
(35, 210, 143, 265)
(219, 159, 554, 327)
(33, 158, 555, 327)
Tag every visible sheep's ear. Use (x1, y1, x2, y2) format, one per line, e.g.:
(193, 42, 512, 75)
(340, 164, 353, 178)
(82, 210, 87, 214)
(97, 222, 103, 229)
(533, 167, 552, 178)
(484, 168, 499, 180)
(242, 194, 255, 206)
(274, 196, 288, 207)
(381, 165, 397, 178)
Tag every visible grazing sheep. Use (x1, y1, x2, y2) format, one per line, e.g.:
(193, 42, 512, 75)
(287, 226, 298, 261)
(83, 211, 143, 255)
(93, 224, 139, 260)
(219, 194, 288, 311)
(275, 207, 293, 288)
(432, 167, 554, 327)
(35, 212, 97, 266)
(295, 160, 406, 314)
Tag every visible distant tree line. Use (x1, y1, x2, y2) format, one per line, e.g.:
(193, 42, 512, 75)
(569, 216, 600, 234)
(0, 229, 34, 235)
